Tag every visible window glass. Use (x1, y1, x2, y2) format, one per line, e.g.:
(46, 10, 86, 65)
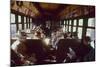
(30, 23, 33, 29)
(63, 26, 66, 32)
(11, 14, 15, 23)
(79, 19, 83, 26)
(24, 24, 27, 29)
(27, 18, 29, 24)
(69, 20, 72, 25)
(18, 15, 21, 23)
(19, 24, 22, 30)
(86, 28, 95, 48)
(73, 27, 76, 32)
(78, 27, 82, 39)
(74, 20, 77, 26)
(66, 20, 68, 25)
(30, 18, 32, 22)
(24, 17, 26, 23)
(88, 18, 95, 27)
(11, 24, 16, 38)
(86, 29, 95, 41)
(64, 20, 66, 25)
(69, 26, 71, 32)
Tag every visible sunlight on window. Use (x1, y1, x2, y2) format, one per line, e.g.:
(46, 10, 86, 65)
(19, 24, 22, 30)
(18, 15, 21, 23)
(74, 20, 77, 26)
(73, 27, 76, 32)
(69, 20, 72, 25)
(79, 19, 83, 26)
(30, 18, 32, 22)
(11, 24, 16, 38)
(11, 14, 15, 23)
(69, 26, 71, 32)
(24, 17, 26, 23)
(64, 20, 66, 25)
(86, 29, 95, 41)
(78, 27, 82, 39)
(88, 18, 95, 27)
(24, 24, 27, 29)
(62, 26, 65, 32)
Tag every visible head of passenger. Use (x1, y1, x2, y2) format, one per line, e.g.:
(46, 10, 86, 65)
(36, 31, 41, 38)
(67, 32, 71, 37)
(64, 33, 67, 39)
(83, 36, 91, 46)
(72, 32, 78, 39)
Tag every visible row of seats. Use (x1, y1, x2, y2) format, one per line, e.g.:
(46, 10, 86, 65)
(11, 39, 95, 66)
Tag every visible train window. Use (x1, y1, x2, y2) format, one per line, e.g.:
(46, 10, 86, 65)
(79, 19, 83, 26)
(69, 26, 71, 32)
(73, 27, 76, 32)
(78, 27, 82, 39)
(30, 18, 32, 22)
(63, 25, 66, 32)
(18, 24, 22, 30)
(27, 18, 29, 22)
(24, 24, 27, 29)
(74, 20, 77, 26)
(69, 20, 72, 25)
(18, 15, 21, 23)
(65, 20, 68, 25)
(88, 18, 95, 27)
(11, 14, 15, 23)
(24, 17, 26, 23)
(30, 23, 33, 29)
(86, 28, 95, 48)
(11, 24, 16, 38)
(86, 29, 95, 41)
(62, 20, 67, 32)
(64, 20, 66, 25)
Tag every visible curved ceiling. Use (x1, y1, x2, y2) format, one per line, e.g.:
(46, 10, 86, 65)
(11, 0, 95, 20)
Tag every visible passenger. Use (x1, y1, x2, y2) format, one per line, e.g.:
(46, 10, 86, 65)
(63, 33, 67, 39)
(72, 32, 78, 39)
(11, 31, 37, 65)
(51, 31, 57, 48)
(11, 31, 27, 53)
(66, 32, 72, 39)
(51, 28, 64, 49)
(77, 36, 95, 62)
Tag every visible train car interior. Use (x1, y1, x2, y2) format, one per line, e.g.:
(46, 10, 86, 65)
(10, 0, 95, 66)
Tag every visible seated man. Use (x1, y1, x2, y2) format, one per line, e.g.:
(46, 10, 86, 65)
(11, 31, 37, 65)
(76, 36, 95, 62)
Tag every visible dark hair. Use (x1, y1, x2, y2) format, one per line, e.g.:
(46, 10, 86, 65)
(21, 32, 27, 36)
(83, 36, 91, 42)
